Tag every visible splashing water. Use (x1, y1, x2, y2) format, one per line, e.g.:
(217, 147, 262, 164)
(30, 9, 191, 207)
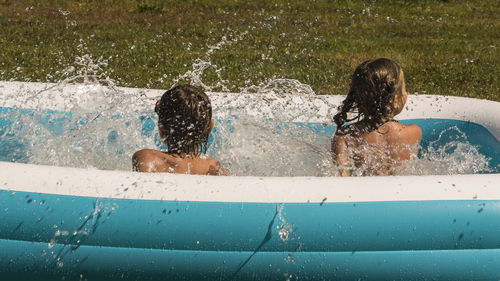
(2, 79, 494, 175)
(210, 117, 335, 176)
(172, 31, 248, 92)
(276, 204, 292, 242)
(2, 53, 153, 170)
(409, 126, 492, 175)
(0, 34, 496, 176)
(240, 78, 315, 96)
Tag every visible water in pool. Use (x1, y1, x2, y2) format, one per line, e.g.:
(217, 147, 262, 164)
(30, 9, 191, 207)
(0, 83, 498, 176)
(0, 46, 499, 176)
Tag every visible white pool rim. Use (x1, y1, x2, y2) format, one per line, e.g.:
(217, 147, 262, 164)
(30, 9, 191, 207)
(1, 81, 499, 203)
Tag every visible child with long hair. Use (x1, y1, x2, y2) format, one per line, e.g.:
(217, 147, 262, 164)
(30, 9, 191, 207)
(133, 84, 227, 175)
(331, 58, 422, 176)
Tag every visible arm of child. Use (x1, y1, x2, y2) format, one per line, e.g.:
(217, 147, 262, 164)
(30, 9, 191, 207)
(208, 160, 228, 176)
(331, 135, 350, 177)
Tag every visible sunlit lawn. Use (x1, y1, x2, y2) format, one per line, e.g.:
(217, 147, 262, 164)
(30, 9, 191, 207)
(0, 0, 498, 100)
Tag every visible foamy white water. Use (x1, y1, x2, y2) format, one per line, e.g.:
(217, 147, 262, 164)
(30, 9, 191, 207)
(2, 79, 492, 176)
(0, 35, 495, 176)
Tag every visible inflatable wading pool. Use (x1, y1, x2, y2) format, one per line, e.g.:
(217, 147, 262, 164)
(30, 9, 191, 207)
(1, 81, 500, 281)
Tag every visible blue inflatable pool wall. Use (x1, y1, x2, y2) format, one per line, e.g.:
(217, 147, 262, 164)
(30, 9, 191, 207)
(1, 106, 500, 281)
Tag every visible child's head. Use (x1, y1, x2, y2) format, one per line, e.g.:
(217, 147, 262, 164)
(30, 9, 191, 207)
(334, 58, 407, 131)
(155, 84, 213, 156)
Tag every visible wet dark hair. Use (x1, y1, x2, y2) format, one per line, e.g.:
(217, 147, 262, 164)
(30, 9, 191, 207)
(333, 58, 404, 134)
(155, 84, 212, 155)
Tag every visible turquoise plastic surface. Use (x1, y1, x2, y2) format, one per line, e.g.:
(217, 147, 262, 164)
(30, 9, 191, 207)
(2, 239, 500, 281)
(2, 107, 500, 280)
(1, 190, 500, 280)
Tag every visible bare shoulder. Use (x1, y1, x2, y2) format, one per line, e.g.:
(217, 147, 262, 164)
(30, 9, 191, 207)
(133, 148, 156, 159)
(404, 123, 423, 138)
(132, 149, 156, 164)
(133, 148, 172, 162)
(132, 149, 174, 172)
(386, 122, 422, 144)
(206, 158, 228, 176)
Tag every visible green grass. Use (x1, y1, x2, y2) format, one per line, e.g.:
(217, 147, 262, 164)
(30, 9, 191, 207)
(0, 0, 499, 101)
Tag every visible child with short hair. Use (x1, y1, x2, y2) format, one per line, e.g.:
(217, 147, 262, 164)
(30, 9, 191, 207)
(331, 58, 422, 176)
(133, 84, 227, 175)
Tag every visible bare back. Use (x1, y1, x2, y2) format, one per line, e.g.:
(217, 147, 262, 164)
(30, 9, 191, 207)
(332, 121, 422, 176)
(132, 149, 227, 176)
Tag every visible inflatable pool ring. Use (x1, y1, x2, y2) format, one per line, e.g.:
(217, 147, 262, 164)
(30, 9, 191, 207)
(1, 81, 500, 281)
